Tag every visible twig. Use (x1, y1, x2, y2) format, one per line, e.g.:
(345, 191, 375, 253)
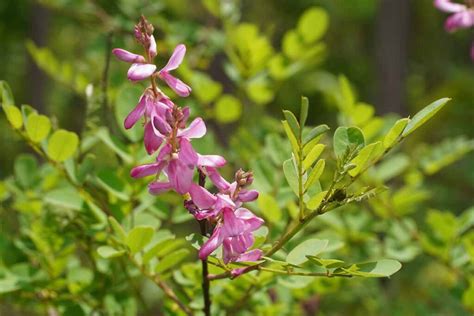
(198, 170, 211, 316)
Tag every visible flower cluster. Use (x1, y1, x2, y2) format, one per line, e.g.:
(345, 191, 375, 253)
(434, 0, 474, 60)
(113, 16, 264, 266)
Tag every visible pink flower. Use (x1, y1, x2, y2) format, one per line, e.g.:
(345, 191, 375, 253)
(112, 36, 158, 81)
(205, 167, 259, 205)
(434, 0, 474, 31)
(157, 44, 192, 97)
(198, 208, 264, 263)
(131, 118, 226, 194)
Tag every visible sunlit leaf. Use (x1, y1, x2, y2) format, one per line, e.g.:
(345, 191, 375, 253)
(47, 129, 79, 162)
(97, 246, 125, 259)
(126, 226, 154, 254)
(286, 239, 329, 265)
(402, 98, 450, 137)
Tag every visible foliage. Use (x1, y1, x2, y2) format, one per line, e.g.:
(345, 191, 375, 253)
(0, 1, 473, 315)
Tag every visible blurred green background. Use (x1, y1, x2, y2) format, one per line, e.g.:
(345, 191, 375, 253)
(1, 0, 473, 315)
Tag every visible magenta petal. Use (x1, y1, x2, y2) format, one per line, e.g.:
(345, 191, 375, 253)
(144, 122, 163, 154)
(434, 0, 466, 13)
(130, 162, 164, 178)
(124, 94, 147, 129)
(198, 155, 226, 168)
(445, 11, 474, 32)
(199, 226, 224, 260)
(178, 117, 206, 139)
(189, 184, 217, 209)
(237, 249, 263, 263)
(167, 159, 194, 194)
(161, 44, 186, 72)
(152, 115, 172, 135)
(178, 139, 199, 166)
(148, 35, 157, 58)
(235, 208, 264, 231)
(112, 48, 146, 63)
(127, 63, 157, 81)
(148, 181, 173, 195)
(159, 72, 192, 97)
(238, 189, 259, 202)
(222, 208, 244, 237)
(206, 168, 230, 191)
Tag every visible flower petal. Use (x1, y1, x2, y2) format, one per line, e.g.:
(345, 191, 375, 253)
(144, 122, 163, 154)
(178, 117, 206, 139)
(148, 181, 173, 195)
(127, 63, 157, 81)
(199, 226, 225, 260)
(148, 35, 157, 58)
(434, 0, 466, 13)
(236, 249, 263, 263)
(238, 189, 259, 202)
(161, 44, 186, 72)
(130, 162, 164, 178)
(159, 72, 192, 97)
(179, 138, 199, 166)
(198, 155, 226, 168)
(167, 159, 194, 194)
(112, 48, 146, 63)
(124, 94, 147, 129)
(189, 184, 217, 209)
(445, 11, 474, 32)
(206, 167, 230, 191)
(222, 208, 245, 237)
(235, 208, 264, 232)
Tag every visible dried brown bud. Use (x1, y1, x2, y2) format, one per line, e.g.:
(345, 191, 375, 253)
(235, 169, 254, 187)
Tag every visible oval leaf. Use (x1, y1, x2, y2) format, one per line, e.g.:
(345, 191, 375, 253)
(3, 105, 23, 129)
(97, 246, 125, 259)
(286, 239, 329, 266)
(47, 130, 79, 162)
(126, 226, 154, 254)
(333, 126, 365, 159)
(26, 113, 51, 143)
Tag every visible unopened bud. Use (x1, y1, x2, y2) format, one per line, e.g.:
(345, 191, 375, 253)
(235, 169, 254, 187)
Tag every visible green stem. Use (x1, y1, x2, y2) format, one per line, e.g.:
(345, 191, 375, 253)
(259, 267, 352, 278)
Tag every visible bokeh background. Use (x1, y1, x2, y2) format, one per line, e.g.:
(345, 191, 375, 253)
(1, 0, 473, 315)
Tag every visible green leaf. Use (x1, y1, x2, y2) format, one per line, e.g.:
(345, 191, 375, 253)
(307, 256, 345, 269)
(282, 121, 300, 159)
(126, 226, 154, 254)
(191, 71, 223, 103)
(306, 190, 327, 211)
(402, 98, 450, 137)
(108, 217, 126, 242)
(214, 95, 242, 123)
(26, 113, 51, 143)
(142, 234, 176, 263)
(3, 105, 23, 129)
(97, 246, 125, 259)
(47, 129, 79, 162)
(283, 110, 300, 139)
(258, 194, 282, 224)
(0, 80, 15, 106)
(283, 158, 299, 196)
(348, 141, 384, 177)
(286, 239, 329, 266)
(303, 144, 325, 170)
(246, 79, 274, 105)
(341, 259, 402, 278)
(305, 160, 325, 191)
(282, 30, 305, 60)
(96, 169, 130, 201)
(300, 96, 309, 127)
(44, 187, 83, 211)
(303, 124, 330, 144)
(383, 118, 410, 149)
(338, 76, 355, 112)
(297, 7, 329, 43)
(96, 128, 133, 164)
(0, 277, 20, 294)
(333, 126, 365, 159)
(155, 249, 189, 273)
(77, 153, 95, 184)
(14, 154, 39, 188)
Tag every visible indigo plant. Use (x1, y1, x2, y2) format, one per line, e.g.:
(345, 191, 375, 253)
(1, 4, 473, 316)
